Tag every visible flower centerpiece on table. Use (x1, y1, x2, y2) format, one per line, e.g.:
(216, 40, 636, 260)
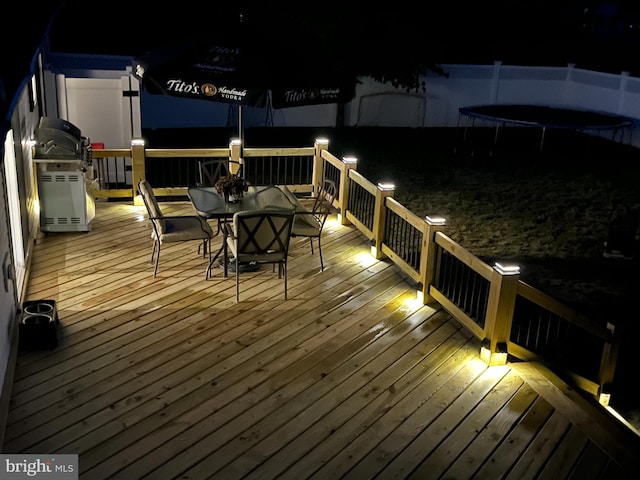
(214, 173, 248, 203)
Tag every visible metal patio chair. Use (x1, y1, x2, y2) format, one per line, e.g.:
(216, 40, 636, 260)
(223, 208, 295, 302)
(138, 179, 213, 277)
(197, 158, 243, 187)
(197, 158, 245, 235)
(290, 178, 337, 271)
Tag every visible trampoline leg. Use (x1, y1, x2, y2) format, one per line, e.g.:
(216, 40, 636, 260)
(491, 124, 501, 157)
(540, 126, 546, 152)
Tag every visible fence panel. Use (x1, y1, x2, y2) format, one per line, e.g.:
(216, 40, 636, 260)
(434, 249, 490, 330)
(243, 154, 314, 187)
(346, 180, 376, 233)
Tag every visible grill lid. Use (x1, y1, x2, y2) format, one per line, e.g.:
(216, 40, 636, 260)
(34, 117, 90, 161)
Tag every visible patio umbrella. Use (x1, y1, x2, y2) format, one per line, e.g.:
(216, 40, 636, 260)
(134, 26, 358, 141)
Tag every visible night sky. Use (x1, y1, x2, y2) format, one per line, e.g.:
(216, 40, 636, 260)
(4, 1, 640, 121)
(42, 1, 640, 73)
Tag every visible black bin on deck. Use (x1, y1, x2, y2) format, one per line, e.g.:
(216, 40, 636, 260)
(19, 300, 59, 351)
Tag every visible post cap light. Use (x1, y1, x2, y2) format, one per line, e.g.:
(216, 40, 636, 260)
(425, 215, 446, 226)
(230, 138, 242, 145)
(343, 156, 358, 164)
(494, 262, 520, 275)
(131, 138, 145, 146)
(378, 182, 395, 191)
(315, 138, 329, 145)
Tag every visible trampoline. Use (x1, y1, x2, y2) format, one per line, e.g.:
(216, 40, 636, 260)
(457, 104, 634, 153)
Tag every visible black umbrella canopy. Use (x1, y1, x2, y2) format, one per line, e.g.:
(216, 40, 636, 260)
(138, 42, 357, 109)
(135, 13, 359, 111)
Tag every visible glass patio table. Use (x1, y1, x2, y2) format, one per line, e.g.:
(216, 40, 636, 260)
(187, 184, 302, 278)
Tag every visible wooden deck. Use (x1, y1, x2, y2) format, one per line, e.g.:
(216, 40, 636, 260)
(4, 200, 640, 479)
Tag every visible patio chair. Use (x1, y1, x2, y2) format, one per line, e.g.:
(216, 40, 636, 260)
(197, 158, 243, 187)
(223, 208, 295, 302)
(138, 179, 214, 277)
(291, 179, 337, 271)
(197, 158, 245, 235)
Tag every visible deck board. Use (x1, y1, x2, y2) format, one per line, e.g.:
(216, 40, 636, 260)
(4, 200, 640, 479)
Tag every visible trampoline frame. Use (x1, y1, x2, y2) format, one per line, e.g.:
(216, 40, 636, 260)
(457, 104, 634, 153)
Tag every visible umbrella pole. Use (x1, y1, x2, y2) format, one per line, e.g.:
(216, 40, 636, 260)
(238, 105, 242, 143)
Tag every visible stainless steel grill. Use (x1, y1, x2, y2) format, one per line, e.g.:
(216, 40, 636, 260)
(33, 117, 95, 232)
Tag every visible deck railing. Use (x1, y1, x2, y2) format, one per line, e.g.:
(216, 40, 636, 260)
(89, 137, 620, 405)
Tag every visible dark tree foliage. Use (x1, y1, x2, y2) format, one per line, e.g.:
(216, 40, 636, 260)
(48, 3, 449, 92)
(30, 1, 640, 104)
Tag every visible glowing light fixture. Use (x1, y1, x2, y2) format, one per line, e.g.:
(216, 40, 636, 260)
(378, 182, 395, 191)
(131, 138, 145, 146)
(494, 262, 520, 275)
(425, 215, 446, 226)
(230, 138, 242, 145)
(404, 292, 428, 311)
(342, 156, 358, 164)
(480, 338, 508, 366)
(355, 251, 377, 267)
(315, 138, 329, 145)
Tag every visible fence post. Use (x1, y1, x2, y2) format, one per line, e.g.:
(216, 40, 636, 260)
(490, 60, 502, 103)
(618, 71, 629, 116)
(339, 156, 358, 225)
(372, 183, 394, 259)
(481, 262, 520, 366)
(419, 216, 447, 304)
(313, 138, 329, 195)
(598, 321, 621, 406)
(131, 138, 146, 206)
(229, 138, 242, 174)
